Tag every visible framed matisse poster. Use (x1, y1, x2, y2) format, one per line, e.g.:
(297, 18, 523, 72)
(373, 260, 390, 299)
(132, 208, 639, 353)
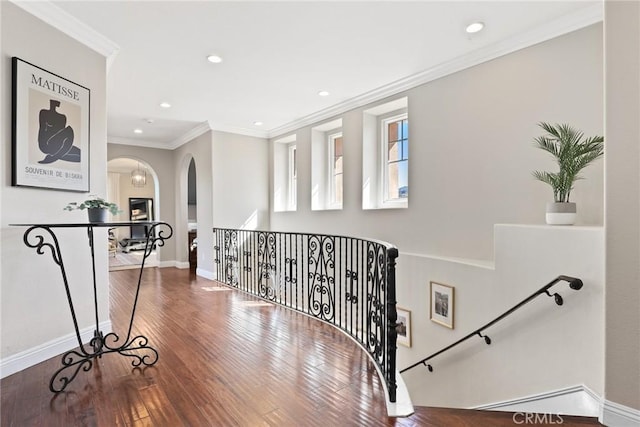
(12, 57, 90, 192)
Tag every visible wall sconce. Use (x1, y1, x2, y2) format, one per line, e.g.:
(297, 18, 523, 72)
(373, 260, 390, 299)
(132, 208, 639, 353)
(131, 162, 146, 187)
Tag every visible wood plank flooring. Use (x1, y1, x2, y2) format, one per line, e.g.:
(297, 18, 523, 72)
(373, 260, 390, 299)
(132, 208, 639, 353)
(1, 267, 602, 426)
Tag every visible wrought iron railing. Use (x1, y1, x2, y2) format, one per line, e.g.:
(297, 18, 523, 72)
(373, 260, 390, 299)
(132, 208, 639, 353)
(400, 275, 583, 374)
(213, 227, 399, 402)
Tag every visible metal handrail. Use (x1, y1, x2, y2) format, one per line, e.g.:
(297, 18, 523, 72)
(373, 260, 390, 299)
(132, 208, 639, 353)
(400, 275, 583, 374)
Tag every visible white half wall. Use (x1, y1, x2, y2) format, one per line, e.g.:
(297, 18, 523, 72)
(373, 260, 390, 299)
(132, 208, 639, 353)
(399, 224, 604, 415)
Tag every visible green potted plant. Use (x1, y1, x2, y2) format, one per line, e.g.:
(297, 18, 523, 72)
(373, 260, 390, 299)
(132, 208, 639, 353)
(64, 196, 120, 223)
(532, 122, 604, 225)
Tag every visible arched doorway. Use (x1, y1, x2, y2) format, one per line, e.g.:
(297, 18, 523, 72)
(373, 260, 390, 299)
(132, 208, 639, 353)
(107, 157, 160, 270)
(187, 158, 197, 272)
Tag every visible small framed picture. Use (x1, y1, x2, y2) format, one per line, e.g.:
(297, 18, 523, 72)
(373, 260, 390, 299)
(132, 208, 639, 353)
(396, 307, 412, 347)
(430, 281, 454, 329)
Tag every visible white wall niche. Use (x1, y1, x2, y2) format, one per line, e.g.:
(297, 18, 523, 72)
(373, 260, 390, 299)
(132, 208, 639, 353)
(273, 134, 297, 212)
(311, 118, 343, 211)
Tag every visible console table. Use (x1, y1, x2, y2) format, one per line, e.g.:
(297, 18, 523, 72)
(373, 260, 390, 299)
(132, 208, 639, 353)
(11, 221, 173, 393)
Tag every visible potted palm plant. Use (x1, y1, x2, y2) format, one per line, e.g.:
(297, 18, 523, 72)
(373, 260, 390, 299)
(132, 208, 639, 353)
(64, 196, 120, 223)
(532, 122, 604, 225)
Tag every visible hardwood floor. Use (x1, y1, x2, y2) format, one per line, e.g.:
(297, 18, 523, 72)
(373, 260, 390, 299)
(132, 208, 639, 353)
(1, 268, 602, 426)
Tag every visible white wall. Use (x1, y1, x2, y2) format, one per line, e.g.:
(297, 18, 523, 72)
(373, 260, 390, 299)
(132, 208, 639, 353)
(1, 2, 108, 363)
(110, 129, 269, 279)
(172, 130, 269, 279)
(211, 130, 269, 231)
(268, 24, 605, 411)
(399, 225, 604, 412)
(603, 0, 640, 422)
(270, 24, 604, 262)
(174, 131, 214, 275)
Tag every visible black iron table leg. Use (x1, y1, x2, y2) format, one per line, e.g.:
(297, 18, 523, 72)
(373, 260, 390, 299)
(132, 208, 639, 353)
(16, 221, 172, 393)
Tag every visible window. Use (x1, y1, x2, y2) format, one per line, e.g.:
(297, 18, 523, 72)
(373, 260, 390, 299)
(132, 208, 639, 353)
(328, 132, 343, 207)
(383, 115, 408, 201)
(273, 134, 297, 212)
(288, 144, 297, 210)
(311, 119, 343, 211)
(362, 97, 408, 209)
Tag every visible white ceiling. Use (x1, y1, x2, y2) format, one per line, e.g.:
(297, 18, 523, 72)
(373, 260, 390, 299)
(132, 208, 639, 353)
(39, 1, 602, 149)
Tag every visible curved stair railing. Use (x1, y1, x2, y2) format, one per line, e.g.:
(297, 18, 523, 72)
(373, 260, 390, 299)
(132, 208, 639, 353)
(213, 228, 399, 402)
(400, 275, 583, 374)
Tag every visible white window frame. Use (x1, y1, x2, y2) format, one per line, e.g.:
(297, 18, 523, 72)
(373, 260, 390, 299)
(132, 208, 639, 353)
(288, 143, 297, 210)
(380, 112, 408, 208)
(362, 97, 407, 210)
(327, 131, 343, 209)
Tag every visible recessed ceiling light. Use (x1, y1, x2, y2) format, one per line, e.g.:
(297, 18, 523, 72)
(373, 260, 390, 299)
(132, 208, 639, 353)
(318, 90, 330, 97)
(134, 129, 143, 134)
(160, 102, 171, 108)
(207, 55, 223, 63)
(466, 22, 484, 34)
(253, 121, 264, 126)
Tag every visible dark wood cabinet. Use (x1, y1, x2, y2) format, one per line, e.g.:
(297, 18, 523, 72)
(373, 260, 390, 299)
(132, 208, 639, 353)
(129, 197, 154, 243)
(188, 231, 197, 270)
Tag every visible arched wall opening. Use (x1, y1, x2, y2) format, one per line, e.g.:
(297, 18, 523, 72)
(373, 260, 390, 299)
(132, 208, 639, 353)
(107, 156, 161, 265)
(176, 153, 197, 270)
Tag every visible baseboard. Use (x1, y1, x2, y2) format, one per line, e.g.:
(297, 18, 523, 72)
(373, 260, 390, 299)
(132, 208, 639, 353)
(0, 320, 112, 379)
(131, 260, 210, 276)
(196, 268, 215, 280)
(386, 370, 415, 417)
(158, 260, 187, 268)
(601, 399, 640, 427)
(472, 384, 601, 417)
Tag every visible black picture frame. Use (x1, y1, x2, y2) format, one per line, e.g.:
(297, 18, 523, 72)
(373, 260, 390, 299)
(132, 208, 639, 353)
(396, 306, 412, 347)
(12, 57, 90, 192)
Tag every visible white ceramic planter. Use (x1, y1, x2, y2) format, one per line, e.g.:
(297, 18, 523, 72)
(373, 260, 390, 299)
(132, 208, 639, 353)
(546, 202, 576, 225)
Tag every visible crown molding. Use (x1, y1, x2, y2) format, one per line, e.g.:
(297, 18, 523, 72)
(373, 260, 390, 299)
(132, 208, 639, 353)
(108, 122, 212, 151)
(16, 0, 603, 147)
(207, 122, 270, 140)
(155, 2, 604, 148)
(108, 136, 173, 150)
(110, 120, 269, 151)
(267, 2, 603, 139)
(167, 121, 213, 150)
(167, 121, 269, 150)
(10, 0, 120, 69)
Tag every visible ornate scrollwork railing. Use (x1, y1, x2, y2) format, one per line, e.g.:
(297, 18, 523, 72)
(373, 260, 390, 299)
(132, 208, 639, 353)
(213, 228, 399, 402)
